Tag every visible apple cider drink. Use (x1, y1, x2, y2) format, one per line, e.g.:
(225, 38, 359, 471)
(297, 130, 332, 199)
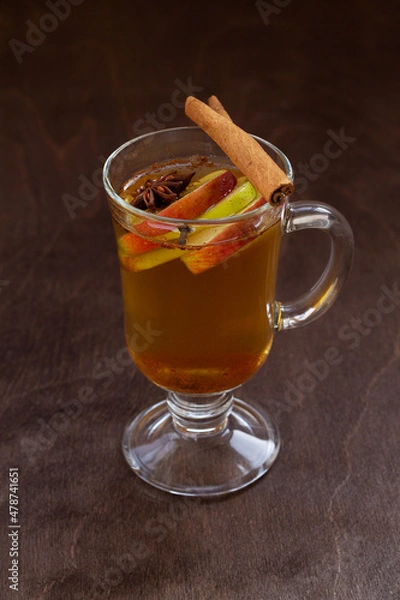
(115, 157, 283, 395)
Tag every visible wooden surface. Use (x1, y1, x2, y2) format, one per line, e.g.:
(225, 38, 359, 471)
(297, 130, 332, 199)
(1, 1, 399, 598)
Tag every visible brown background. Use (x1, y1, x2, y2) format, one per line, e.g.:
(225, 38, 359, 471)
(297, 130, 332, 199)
(1, 1, 399, 599)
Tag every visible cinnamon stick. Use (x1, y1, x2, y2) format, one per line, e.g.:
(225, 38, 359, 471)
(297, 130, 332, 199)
(185, 96, 294, 205)
(207, 95, 232, 121)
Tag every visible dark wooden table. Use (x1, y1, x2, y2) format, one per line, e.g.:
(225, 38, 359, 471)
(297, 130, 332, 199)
(1, 1, 399, 598)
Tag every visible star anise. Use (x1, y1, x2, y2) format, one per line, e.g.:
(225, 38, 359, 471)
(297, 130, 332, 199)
(131, 171, 195, 211)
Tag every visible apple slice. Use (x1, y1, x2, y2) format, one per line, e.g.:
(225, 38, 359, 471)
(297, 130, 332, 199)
(119, 180, 259, 272)
(118, 169, 236, 257)
(199, 178, 256, 220)
(182, 196, 268, 275)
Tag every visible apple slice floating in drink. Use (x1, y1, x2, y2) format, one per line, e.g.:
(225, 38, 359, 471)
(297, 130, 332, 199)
(182, 195, 267, 274)
(118, 169, 236, 257)
(119, 178, 260, 272)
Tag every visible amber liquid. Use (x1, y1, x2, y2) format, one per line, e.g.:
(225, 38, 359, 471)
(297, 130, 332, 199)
(116, 218, 282, 394)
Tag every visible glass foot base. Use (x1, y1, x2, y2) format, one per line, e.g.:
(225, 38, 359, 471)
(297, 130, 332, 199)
(122, 397, 280, 497)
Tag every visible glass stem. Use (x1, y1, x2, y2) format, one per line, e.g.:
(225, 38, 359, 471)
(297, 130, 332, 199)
(167, 391, 234, 438)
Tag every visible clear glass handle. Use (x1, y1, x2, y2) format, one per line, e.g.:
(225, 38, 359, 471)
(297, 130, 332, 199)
(275, 201, 354, 331)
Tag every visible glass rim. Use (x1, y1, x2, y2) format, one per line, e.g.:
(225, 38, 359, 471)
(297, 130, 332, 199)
(103, 125, 293, 226)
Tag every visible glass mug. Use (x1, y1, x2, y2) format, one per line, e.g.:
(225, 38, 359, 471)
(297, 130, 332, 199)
(103, 126, 354, 497)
